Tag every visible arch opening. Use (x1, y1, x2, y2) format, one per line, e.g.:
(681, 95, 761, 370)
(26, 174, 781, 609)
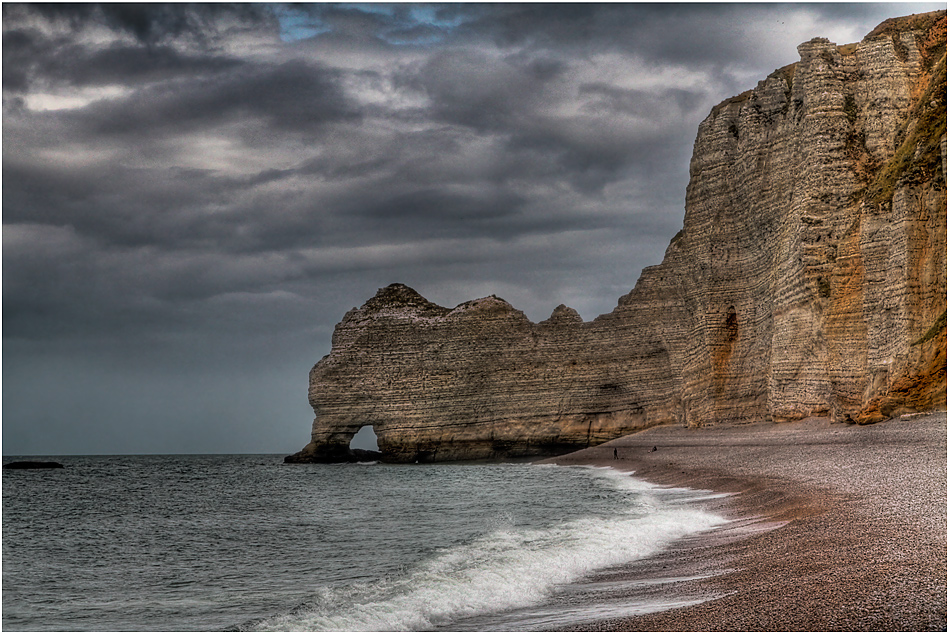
(349, 425, 379, 452)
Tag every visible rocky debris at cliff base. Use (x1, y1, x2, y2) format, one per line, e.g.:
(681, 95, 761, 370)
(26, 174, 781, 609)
(283, 449, 381, 464)
(349, 449, 382, 462)
(3, 461, 65, 470)
(898, 410, 939, 420)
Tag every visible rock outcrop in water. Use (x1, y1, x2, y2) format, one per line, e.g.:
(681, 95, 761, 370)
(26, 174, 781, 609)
(3, 461, 65, 470)
(287, 12, 947, 463)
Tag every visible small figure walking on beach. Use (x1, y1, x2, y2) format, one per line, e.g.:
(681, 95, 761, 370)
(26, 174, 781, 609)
(613, 448, 618, 459)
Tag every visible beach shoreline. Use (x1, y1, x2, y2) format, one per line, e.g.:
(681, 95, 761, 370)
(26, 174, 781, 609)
(541, 413, 947, 631)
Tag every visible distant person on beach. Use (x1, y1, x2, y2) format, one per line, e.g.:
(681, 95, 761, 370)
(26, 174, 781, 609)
(613, 448, 618, 459)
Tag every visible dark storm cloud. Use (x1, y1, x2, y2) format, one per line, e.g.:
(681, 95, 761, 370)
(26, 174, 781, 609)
(579, 84, 706, 119)
(3, 160, 236, 249)
(1, 28, 39, 91)
(3, 3, 943, 454)
(12, 2, 274, 45)
(447, 3, 752, 59)
(2, 3, 274, 93)
(348, 188, 526, 224)
(447, 3, 807, 62)
(410, 49, 557, 131)
(56, 59, 359, 137)
(45, 44, 244, 87)
(4, 36, 241, 93)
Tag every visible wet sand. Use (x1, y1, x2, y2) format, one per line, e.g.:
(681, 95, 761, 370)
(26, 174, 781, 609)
(543, 413, 947, 631)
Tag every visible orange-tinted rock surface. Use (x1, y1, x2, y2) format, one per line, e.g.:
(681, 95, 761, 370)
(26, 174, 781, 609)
(288, 12, 947, 463)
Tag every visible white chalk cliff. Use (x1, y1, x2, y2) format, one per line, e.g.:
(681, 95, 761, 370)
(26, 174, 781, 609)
(288, 12, 947, 463)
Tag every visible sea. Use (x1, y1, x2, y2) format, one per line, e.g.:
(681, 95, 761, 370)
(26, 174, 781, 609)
(2, 455, 727, 631)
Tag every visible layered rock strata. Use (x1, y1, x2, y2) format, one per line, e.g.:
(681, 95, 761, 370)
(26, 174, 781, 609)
(288, 12, 947, 463)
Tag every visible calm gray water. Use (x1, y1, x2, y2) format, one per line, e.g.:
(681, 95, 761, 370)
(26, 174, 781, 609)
(2, 455, 725, 631)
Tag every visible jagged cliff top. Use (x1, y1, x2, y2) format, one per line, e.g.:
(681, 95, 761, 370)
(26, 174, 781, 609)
(360, 282, 583, 325)
(864, 10, 946, 40)
(710, 10, 947, 116)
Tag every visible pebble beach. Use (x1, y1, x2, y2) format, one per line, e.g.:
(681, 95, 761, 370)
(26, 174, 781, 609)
(545, 413, 947, 631)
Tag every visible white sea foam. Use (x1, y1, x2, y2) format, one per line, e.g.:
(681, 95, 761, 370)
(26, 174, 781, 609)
(252, 469, 727, 632)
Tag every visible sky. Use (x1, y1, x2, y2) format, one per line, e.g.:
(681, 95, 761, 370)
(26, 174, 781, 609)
(3, 2, 943, 455)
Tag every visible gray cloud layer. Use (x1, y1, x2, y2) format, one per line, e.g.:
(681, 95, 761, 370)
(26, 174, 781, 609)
(3, 3, 941, 454)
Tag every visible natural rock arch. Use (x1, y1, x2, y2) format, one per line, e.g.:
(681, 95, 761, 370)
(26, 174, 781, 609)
(287, 421, 384, 463)
(349, 425, 379, 451)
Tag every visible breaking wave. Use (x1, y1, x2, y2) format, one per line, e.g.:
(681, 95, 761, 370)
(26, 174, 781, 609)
(246, 467, 726, 631)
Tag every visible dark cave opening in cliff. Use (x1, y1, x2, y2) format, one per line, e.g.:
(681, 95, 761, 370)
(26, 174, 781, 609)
(350, 425, 379, 451)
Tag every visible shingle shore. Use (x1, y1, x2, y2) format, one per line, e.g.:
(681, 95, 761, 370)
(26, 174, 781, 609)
(543, 413, 947, 631)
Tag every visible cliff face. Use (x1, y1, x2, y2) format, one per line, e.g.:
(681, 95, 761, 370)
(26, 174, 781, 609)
(288, 13, 947, 463)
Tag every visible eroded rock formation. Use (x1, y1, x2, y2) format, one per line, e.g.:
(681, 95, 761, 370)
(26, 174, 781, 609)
(287, 12, 947, 463)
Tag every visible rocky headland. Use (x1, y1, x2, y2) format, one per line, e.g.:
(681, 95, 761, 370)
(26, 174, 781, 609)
(287, 12, 947, 464)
